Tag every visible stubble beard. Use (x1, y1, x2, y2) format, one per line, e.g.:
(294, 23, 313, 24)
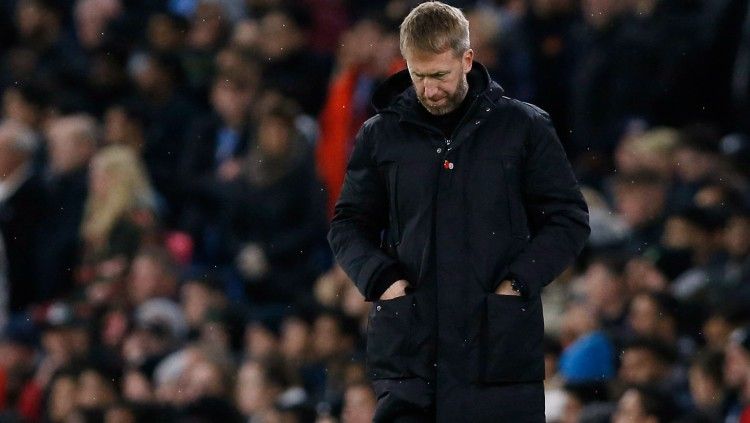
(418, 76, 469, 116)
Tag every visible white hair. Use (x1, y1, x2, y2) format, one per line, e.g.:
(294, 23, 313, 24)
(0, 120, 38, 155)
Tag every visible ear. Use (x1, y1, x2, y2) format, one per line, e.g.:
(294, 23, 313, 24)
(462, 49, 474, 74)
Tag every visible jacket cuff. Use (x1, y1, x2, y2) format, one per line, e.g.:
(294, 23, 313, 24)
(367, 263, 406, 301)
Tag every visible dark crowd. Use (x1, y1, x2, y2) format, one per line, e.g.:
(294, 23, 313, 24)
(0, 0, 748, 422)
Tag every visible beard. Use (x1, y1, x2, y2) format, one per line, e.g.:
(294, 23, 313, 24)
(417, 76, 469, 116)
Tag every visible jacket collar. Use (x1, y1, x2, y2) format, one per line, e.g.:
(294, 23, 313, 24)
(371, 61, 505, 122)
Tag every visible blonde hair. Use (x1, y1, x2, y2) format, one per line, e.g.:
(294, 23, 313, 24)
(81, 145, 155, 244)
(399, 1, 470, 57)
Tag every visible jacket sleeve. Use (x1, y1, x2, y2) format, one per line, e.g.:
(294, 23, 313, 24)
(327, 121, 406, 301)
(507, 110, 590, 298)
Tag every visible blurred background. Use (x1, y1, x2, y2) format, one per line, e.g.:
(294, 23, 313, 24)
(0, 0, 748, 422)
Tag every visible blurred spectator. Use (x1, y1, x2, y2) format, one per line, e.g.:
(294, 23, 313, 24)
(612, 385, 678, 423)
(235, 356, 296, 420)
(341, 381, 376, 423)
(612, 170, 669, 253)
(724, 326, 750, 422)
(0, 120, 44, 313)
(316, 14, 403, 214)
(103, 102, 148, 153)
(558, 302, 616, 383)
(37, 114, 97, 302)
(181, 71, 258, 262)
(583, 254, 630, 340)
(258, 6, 333, 116)
(77, 145, 157, 290)
(127, 51, 198, 222)
(226, 100, 328, 304)
(686, 350, 725, 422)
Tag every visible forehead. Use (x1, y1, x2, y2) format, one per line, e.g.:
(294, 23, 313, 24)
(405, 49, 461, 74)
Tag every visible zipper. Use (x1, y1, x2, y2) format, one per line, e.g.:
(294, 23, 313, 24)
(389, 164, 401, 246)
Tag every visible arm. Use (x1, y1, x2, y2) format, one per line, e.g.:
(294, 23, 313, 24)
(506, 110, 590, 298)
(327, 121, 406, 301)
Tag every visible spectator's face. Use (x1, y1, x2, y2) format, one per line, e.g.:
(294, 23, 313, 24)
(200, 321, 230, 350)
(41, 328, 72, 364)
(49, 375, 78, 422)
(583, 262, 621, 309)
(187, 3, 226, 50)
(236, 362, 275, 415)
(674, 147, 715, 183)
(619, 348, 665, 384)
(147, 14, 183, 51)
(725, 216, 750, 258)
(258, 116, 291, 159)
(0, 341, 34, 372)
(703, 315, 733, 351)
(625, 258, 668, 293)
(15, 0, 58, 41)
(689, 365, 722, 409)
(280, 317, 310, 361)
(46, 120, 95, 174)
(122, 370, 152, 402)
(259, 12, 303, 59)
(104, 107, 143, 151)
(183, 360, 225, 403)
(181, 282, 213, 327)
(339, 20, 383, 67)
(74, 0, 123, 49)
(628, 295, 659, 337)
(612, 389, 657, 423)
(312, 315, 342, 359)
(128, 256, 174, 305)
(2, 88, 39, 127)
(406, 48, 473, 116)
(341, 385, 376, 423)
(615, 184, 665, 228)
(559, 304, 597, 346)
(211, 80, 253, 125)
(244, 323, 278, 360)
(77, 369, 116, 409)
(231, 19, 260, 50)
(724, 343, 750, 388)
(661, 216, 694, 249)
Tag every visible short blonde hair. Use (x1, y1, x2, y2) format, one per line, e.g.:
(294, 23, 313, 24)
(399, 1, 470, 57)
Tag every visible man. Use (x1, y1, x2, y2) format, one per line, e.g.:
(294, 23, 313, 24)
(328, 2, 589, 422)
(0, 120, 45, 313)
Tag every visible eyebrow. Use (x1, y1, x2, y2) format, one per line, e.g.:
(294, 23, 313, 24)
(412, 70, 450, 78)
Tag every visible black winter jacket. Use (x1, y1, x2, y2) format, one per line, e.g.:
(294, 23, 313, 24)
(328, 62, 590, 385)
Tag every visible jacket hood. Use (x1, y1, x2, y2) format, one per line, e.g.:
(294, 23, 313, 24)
(371, 61, 504, 115)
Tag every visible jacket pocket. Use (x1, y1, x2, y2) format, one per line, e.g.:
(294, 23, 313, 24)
(366, 293, 415, 379)
(481, 293, 544, 383)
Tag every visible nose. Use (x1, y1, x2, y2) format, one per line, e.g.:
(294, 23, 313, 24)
(424, 81, 439, 99)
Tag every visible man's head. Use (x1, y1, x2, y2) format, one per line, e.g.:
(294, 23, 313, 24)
(45, 114, 98, 175)
(0, 120, 37, 178)
(400, 1, 473, 115)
